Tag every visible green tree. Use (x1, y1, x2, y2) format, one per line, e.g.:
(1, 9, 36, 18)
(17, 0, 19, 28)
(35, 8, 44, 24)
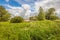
(46, 8, 58, 20)
(0, 6, 10, 21)
(37, 7, 45, 20)
(10, 16, 24, 23)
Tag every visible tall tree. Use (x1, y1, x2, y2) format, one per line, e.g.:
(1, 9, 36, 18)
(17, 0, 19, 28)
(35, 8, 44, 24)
(0, 6, 10, 21)
(37, 7, 45, 20)
(46, 8, 58, 20)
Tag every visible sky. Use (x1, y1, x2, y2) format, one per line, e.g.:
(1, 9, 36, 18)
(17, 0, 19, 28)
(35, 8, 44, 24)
(0, 0, 60, 19)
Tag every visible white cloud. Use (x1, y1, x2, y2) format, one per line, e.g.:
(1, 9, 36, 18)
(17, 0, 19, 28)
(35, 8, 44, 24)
(22, 4, 31, 19)
(15, 0, 36, 4)
(7, 5, 24, 17)
(35, 0, 53, 11)
(7, 4, 31, 19)
(24, 10, 31, 19)
(34, 0, 60, 14)
(22, 4, 31, 10)
(5, 0, 9, 2)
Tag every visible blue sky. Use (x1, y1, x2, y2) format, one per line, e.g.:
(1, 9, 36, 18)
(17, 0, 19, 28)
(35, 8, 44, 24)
(0, 0, 37, 8)
(0, 0, 60, 19)
(0, 0, 21, 7)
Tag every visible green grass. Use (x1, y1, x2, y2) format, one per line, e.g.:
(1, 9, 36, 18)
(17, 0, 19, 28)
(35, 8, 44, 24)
(0, 20, 60, 40)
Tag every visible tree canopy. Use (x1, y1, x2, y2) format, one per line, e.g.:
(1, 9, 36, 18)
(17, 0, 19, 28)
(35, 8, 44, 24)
(46, 8, 58, 20)
(0, 6, 11, 21)
(37, 7, 45, 20)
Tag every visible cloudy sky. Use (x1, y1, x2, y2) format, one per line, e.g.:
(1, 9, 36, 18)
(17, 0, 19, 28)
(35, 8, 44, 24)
(0, 0, 60, 19)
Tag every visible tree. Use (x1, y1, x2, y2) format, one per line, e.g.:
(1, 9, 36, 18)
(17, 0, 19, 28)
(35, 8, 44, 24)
(0, 6, 11, 21)
(10, 16, 24, 23)
(37, 7, 45, 20)
(46, 8, 58, 20)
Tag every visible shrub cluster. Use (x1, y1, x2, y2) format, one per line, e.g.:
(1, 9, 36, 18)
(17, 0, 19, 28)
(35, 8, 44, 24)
(10, 16, 24, 23)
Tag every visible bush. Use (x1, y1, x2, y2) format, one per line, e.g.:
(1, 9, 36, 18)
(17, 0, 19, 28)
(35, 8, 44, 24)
(10, 16, 24, 23)
(50, 16, 58, 20)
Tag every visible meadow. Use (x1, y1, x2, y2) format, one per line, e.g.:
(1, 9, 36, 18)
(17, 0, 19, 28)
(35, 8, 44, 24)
(0, 20, 60, 40)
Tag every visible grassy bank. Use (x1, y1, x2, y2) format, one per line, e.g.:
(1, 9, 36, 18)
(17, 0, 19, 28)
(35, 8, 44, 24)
(0, 21, 60, 40)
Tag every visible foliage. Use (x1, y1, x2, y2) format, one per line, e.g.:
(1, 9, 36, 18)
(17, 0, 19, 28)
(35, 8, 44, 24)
(10, 16, 24, 23)
(49, 16, 59, 20)
(0, 6, 11, 21)
(46, 8, 58, 20)
(0, 21, 60, 40)
(37, 7, 45, 20)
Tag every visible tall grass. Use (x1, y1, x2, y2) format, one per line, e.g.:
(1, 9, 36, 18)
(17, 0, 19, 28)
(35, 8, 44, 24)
(0, 21, 60, 40)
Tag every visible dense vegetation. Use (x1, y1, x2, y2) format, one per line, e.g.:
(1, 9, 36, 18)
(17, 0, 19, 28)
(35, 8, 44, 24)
(0, 6, 60, 40)
(0, 21, 60, 40)
(10, 16, 24, 23)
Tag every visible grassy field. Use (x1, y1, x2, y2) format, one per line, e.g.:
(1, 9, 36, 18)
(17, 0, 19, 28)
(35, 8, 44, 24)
(0, 20, 60, 40)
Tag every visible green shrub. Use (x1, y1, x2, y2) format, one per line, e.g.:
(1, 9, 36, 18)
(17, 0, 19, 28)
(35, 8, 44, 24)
(10, 16, 24, 23)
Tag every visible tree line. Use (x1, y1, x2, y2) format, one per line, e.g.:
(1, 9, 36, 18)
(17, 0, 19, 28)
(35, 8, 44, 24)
(0, 6, 59, 23)
(30, 7, 59, 21)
